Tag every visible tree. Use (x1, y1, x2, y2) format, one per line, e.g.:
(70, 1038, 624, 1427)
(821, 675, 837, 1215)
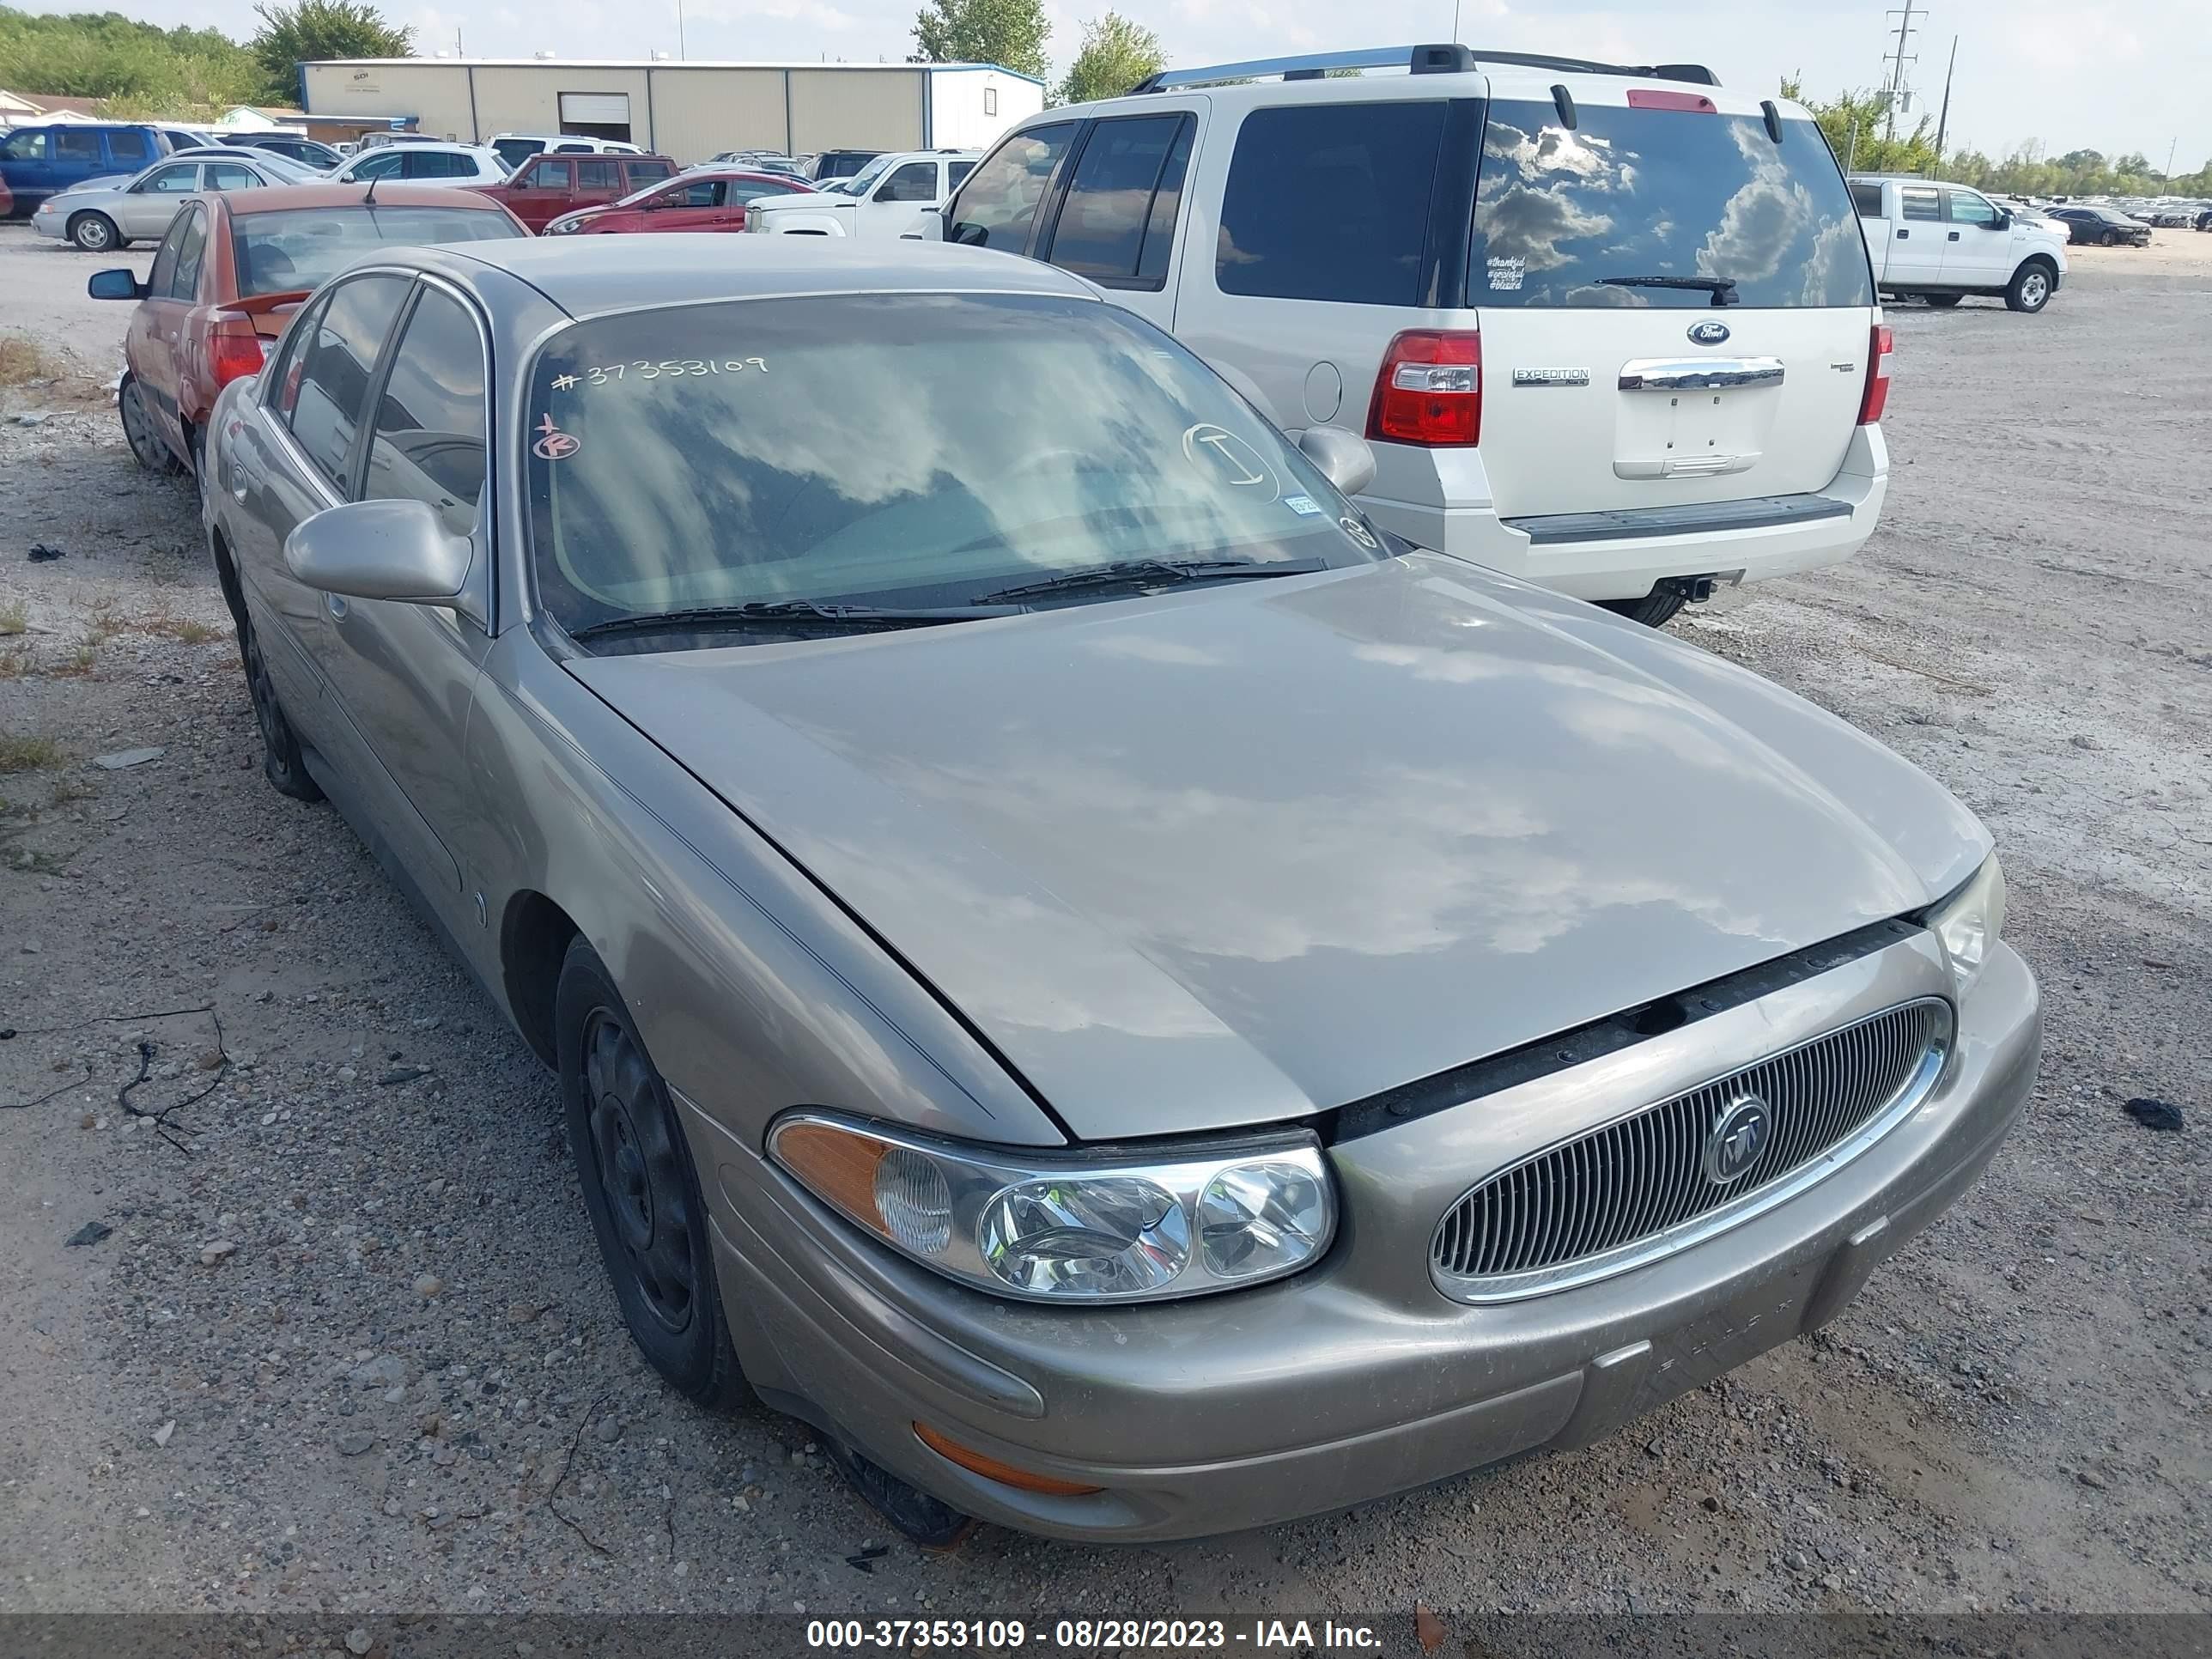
(249, 0, 410, 100)
(2055, 148, 2104, 172)
(911, 0, 1048, 82)
(1055, 11, 1162, 104)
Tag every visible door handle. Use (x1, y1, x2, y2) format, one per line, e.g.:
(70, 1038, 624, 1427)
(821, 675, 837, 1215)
(1896, 228, 1909, 239)
(1947, 230, 1960, 241)
(325, 594, 349, 620)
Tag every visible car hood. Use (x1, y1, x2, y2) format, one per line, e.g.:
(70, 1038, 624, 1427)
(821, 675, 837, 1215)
(565, 553, 1988, 1141)
(47, 174, 131, 201)
(754, 193, 852, 212)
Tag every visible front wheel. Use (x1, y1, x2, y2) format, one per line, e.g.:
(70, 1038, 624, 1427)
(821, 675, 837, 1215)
(556, 939, 748, 1410)
(241, 619, 324, 802)
(68, 211, 120, 252)
(1924, 292, 1963, 307)
(118, 374, 179, 474)
(2005, 263, 2054, 313)
(2100, 228, 2120, 247)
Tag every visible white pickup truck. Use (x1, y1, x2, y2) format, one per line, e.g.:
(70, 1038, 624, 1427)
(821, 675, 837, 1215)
(1851, 175, 2069, 313)
(745, 149, 978, 240)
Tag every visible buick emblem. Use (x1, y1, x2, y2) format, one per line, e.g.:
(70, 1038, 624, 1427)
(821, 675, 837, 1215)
(1703, 1095, 1771, 1184)
(1687, 319, 1731, 346)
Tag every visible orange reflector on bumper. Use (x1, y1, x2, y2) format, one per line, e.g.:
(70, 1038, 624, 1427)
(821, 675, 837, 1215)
(913, 1423, 1103, 1496)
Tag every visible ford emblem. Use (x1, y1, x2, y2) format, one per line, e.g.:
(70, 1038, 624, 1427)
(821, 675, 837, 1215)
(1688, 320, 1731, 346)
(1703, 1095, 1771, 1184)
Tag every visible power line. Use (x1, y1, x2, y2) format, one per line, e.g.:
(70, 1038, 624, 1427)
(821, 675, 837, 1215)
(1881, 0, 1921, 143)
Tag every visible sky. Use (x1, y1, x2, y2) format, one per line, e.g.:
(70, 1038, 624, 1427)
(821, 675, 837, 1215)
(70, 0, 2212, 169)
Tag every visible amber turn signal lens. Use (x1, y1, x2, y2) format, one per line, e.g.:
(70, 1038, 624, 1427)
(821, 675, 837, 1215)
(913, 1422, 1103, 1496)
(773, 1121, 889, 1219)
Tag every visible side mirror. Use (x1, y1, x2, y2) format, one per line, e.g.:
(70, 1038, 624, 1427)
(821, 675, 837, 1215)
(1298, 425, 1376, 499)
(88, 269, 146, 301)
(1992, 210, 2013, 230)
(284, 498, 474, 611)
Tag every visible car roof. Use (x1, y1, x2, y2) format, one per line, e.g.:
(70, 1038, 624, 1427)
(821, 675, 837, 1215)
(217, 182, 515, 216)
(410, 235, 1098, 319)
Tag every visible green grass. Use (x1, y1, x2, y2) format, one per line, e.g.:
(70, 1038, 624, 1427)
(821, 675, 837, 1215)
(0, 735, 64, 774)
(0, 602, 26, 637)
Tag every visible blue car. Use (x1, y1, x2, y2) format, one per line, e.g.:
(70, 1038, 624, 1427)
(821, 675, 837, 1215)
(0, 123, 172, 216)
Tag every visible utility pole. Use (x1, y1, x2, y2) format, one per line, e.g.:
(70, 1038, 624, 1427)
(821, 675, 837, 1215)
(1451, 0, 1462, 44)
(676, 0, 687, 60)
(2165, 135, 2179, 179)
(1881, 0, 1920, 143)
(1933, 34, 1956, 164)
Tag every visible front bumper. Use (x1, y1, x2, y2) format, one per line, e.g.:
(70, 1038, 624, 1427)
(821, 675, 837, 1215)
(689, 930, 2038, 1542)
(29, 204, 64, 240)
(1358, 422, 1888, 605)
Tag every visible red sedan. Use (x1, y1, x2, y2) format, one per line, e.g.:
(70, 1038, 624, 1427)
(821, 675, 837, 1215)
(542, 169, 814, 236)
(89, 183, 526, 485)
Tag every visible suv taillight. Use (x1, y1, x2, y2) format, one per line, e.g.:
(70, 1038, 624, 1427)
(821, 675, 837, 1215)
(1858, 323, 1893, 425)
(1367, 330, 1481, 446)
(210, 318, 266, 391)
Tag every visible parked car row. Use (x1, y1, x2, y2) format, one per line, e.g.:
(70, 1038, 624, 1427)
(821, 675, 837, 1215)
(77, 44, 2041, 1553)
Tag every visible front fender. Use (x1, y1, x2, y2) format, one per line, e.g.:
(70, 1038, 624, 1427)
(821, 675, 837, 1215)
(750, 209, 851, 237)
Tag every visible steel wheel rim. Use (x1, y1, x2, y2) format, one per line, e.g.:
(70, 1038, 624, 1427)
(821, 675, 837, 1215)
(581, 1007, 696, 1334)
(76, 217, 110, 250)
(2021, 272, 2047, 306)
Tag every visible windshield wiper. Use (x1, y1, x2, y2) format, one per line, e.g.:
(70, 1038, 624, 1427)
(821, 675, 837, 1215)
(568, 599, 1017, 642)
(973, 558, 1328, 606)
(1596, 274, 1741, 305)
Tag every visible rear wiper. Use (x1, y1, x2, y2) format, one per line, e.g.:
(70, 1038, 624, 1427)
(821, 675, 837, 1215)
(1596, 274, 1741, 306)
(974, 558, 1328, 605)
(568, 598, 1017, 641)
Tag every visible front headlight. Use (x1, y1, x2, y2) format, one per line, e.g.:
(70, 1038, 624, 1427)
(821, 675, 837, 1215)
(769, 1112, 1335, 1304)
(1928, 853, 2007, 994)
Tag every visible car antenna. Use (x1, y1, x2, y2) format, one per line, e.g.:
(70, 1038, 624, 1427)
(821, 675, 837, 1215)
(362, 172, 380, 205)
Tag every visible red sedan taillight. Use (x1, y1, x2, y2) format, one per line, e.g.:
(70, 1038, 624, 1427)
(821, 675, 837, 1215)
(1858, 323, 1894, 425)
(1366, 330, 1482, 446)
(210, 316, 267, 391)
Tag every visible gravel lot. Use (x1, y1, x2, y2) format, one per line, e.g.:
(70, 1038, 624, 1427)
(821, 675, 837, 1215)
(1, 220, 2206, 1629)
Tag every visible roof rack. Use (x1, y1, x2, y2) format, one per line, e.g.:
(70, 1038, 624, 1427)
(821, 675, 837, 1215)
(1129, 44, 1717, 94)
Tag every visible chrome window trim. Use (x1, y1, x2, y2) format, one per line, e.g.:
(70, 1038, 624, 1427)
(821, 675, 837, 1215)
(1431, 997, 1952, 1305)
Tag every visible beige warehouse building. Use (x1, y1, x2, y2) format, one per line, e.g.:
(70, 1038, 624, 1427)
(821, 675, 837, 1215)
(299, 58, 1046, 165)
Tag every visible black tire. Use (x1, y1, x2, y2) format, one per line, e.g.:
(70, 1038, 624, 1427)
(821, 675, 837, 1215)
(67, 211, 120, 252)
(2099, 228, 2119, 247)
(556, 938, 748, 1410)
(1924, 292, 1963, 307)
(1595, 586, 1689, 628)
(240, 618, 323, 802)
(118, 374, 179, 474)
(187, 423, 208, 501)
(2005, 260, 2055, 314)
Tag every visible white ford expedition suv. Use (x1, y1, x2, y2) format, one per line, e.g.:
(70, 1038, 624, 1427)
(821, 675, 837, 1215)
(917, 45, 1892, 624)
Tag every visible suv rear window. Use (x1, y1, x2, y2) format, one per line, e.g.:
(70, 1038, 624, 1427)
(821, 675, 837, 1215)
(1216, 102, 1446, 305)
(1468, 100, 1875, 309)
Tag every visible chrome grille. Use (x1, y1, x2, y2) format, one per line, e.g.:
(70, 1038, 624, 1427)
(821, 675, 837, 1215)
(1431, 999, 1951, 1300)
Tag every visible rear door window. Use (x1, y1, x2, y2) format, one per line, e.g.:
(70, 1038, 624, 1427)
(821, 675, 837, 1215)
(1468, 100, 1875, 308)
(1848, 179, 1883, 216)
(576, 160, 620, 190)
(57, 130, 104, 163)
(627, 161, 673, 184)
(109, 129, 153, 164)
(283, 274, 411, 495)
(205, 161, 259, 191)
(945, 123, 1077, 252)
(1043, 113, 1193, 289)
(1216, 102, 1446, 305)
(526, 161, 569, 189)
(1899, 186, 1941, 222)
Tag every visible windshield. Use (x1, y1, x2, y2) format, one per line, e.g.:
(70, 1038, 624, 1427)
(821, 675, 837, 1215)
(525, 294, 1378, 638)
(233, 205, 524, 296)
(834, 154, 896, 196)
(1468, 102, 1875, 308)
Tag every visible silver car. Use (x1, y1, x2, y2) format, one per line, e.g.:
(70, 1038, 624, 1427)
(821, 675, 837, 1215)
(201, 239, 2039, 1544)
(30, 148, 315, 251)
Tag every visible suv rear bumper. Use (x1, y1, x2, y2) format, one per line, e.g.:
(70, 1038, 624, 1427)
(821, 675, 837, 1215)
(1359, 424, 1887, 604)
(687, 927, 2033, 1543)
